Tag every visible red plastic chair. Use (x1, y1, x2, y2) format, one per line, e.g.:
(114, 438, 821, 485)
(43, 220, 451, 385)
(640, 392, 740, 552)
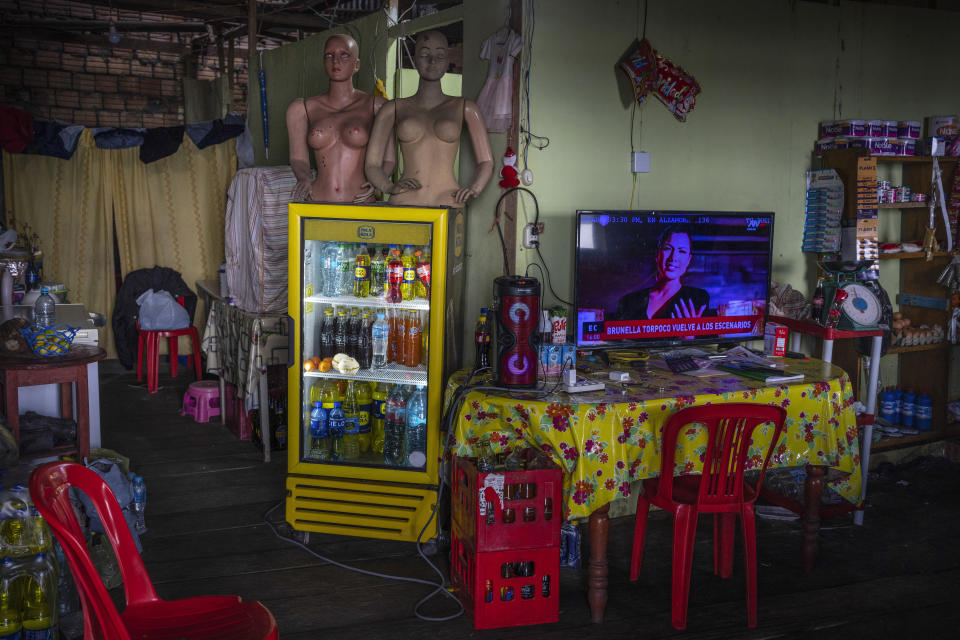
(136, 296, 202, 393)
(29, 461, 278, 640)
(629, 403, 787, 630)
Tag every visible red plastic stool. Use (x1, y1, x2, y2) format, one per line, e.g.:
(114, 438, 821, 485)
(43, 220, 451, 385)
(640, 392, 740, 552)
(136, 296, 202, 394)
(182, 380, 221, 423)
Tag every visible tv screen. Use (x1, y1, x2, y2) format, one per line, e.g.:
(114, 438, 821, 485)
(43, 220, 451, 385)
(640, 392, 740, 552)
(574, 210, 775, 348)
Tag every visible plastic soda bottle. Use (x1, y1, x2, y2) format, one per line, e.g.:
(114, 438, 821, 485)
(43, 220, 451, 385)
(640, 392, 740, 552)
(320, 378, 343, 406)
(404, 385, 428, 468)
(342, 382, 361, 460)
(372, 312, 389, 369)
(389, 308, 403, 365)
(810, 277, 825, 323)
(474, 307, 491, 370)
(347, 307, 361, 359)
(370, 246, 387, 297)
(357, 310, 373, 370)
(372, 383, 388, 454)
(21, 553, 55, 639)
(334, 306, 349, 356)
(405, 310, 422, 367)
(319, 306, 336, 359)
(386, 246, 403, 303)
(414, 249, 430, 299)
(356, 381, 373, 453)
(400, 245, 417, 301)
(309, 401, 329, 460)
(132, 476, 147, 531)
(328, 401, 345, 461)
(383, 385, 408, 465)
(353, 243, 370, 298)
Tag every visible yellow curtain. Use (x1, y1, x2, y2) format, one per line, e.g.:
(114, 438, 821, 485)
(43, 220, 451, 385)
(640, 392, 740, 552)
(3, 130, 237, 360)
(3, 130, 118, 357)
(112, 136, 236, 298)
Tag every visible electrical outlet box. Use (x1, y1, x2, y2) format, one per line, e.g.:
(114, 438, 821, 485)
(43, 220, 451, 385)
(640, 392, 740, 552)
(523, 223, 539, 249)
(522, 223, 544, 249)
(632, 151, 650, 173)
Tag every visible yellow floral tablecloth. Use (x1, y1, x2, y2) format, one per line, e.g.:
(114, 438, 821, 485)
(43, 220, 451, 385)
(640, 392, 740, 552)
(447, 358, 862, 521)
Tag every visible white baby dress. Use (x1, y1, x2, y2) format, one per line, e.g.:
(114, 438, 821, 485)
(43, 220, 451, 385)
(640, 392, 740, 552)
(476, 29, 523, 133)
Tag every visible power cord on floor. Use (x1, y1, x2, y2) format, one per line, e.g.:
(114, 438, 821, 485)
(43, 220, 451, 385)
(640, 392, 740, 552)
(262, 364, 574, 623)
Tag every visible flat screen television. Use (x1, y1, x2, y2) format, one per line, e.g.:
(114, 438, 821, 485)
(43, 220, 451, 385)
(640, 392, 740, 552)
(574, 210, 775, 348)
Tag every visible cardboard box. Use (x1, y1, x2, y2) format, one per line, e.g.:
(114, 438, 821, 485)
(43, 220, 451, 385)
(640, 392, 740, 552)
(926, 115, 959, 138)
(538, 342, 576, 377)
(764, 322, 788, 357)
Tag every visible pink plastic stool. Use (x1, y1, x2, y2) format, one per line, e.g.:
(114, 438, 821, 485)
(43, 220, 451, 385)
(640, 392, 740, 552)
(181, 380, 221, 423)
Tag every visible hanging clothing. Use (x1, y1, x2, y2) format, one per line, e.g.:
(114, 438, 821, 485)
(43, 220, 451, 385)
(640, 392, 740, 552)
(25, 121, 82, 160)
(139, 126, 185, 164)
(476, 29, 523, 133)
(0, 105, 34, 153)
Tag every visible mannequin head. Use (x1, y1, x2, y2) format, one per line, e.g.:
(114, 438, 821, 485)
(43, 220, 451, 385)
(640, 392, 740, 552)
(324, 34, 360, 82)
(413, 30, 449, 81)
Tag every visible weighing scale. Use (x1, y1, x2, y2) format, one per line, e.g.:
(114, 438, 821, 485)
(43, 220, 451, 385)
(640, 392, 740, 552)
(818, 260, 886, 331)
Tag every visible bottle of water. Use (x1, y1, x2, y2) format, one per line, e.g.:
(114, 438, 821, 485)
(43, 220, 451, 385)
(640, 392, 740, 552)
(21, 553, 56, 639)
(383, 385, 408, 466)
(404, 385, 427, 468)
(372, 312, 389, 368)
(320, 242, 341, 297)
(328, 401, 345, 461)
(132, 476, 146, 531)
(33, 286, 56, 327)
(337, 243, 354, 297)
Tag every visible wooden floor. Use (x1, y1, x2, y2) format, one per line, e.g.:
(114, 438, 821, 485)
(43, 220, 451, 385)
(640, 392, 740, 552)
(96, 360, 960, 639)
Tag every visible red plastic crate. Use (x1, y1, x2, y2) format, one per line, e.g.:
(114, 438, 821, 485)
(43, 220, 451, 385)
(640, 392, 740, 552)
(450, 531, 559, 629)
(451, 455, 562, 552)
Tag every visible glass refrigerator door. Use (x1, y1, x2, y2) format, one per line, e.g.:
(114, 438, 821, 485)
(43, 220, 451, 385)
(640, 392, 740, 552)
(295, 210, 440, 480)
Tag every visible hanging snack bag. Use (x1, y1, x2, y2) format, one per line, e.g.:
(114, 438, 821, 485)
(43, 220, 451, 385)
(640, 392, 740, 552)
(653, 53, 701, 122)
(618, 38, 657, 107)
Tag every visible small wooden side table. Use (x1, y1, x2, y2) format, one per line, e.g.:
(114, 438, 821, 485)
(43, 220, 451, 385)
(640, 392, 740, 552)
(0, 344, 105, 459)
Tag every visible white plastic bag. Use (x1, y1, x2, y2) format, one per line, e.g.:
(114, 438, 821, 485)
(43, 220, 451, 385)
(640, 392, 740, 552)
(136, 288, 189, 330)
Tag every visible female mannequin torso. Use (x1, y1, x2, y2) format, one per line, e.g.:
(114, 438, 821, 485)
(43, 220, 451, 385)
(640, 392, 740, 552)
(287, 35, 387, 203)
(366, 30, 493, 208)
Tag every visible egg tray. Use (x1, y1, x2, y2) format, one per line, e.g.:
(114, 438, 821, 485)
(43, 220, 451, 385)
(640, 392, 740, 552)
(19, 325, 78, 357)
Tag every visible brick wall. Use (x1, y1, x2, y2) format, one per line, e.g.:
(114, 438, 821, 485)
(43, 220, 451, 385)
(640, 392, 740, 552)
(0, 34, 249, 128)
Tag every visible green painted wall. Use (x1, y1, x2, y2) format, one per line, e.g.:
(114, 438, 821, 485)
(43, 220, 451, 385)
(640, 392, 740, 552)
(514, 0, 960, 313)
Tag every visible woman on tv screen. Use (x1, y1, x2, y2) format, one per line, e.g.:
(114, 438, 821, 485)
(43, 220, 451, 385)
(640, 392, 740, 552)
(613, 226, 711, 320)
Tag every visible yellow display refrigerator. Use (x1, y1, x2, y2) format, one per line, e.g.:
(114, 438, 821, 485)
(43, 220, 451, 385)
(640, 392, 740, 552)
(286, 202, 465, 542)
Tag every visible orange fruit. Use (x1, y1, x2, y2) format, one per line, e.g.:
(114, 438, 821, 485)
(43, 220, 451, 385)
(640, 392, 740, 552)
(303, 360, 315, 371)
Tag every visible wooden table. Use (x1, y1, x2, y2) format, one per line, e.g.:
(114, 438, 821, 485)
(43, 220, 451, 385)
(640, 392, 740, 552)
(447, 356, 863, 623)
(1, 343, 105, 459)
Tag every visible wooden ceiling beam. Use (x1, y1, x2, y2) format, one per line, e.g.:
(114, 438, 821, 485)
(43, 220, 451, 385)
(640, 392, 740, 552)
(72, 0, 339, 29)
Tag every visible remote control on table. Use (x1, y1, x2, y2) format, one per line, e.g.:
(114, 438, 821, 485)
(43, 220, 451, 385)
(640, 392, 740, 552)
(665, 355, 699, 373)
